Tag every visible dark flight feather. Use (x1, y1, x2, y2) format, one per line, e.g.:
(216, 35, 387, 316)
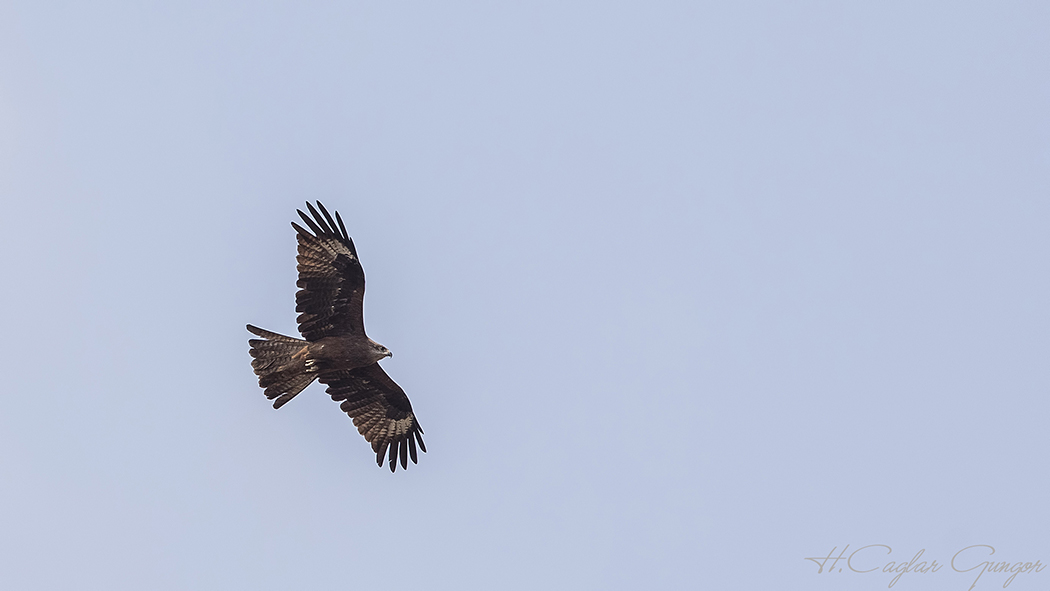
(291, 205, 365, 340)
(320, 363, 425, 473)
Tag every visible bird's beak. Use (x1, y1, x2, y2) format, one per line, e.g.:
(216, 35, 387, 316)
(386, 351, 393, 358)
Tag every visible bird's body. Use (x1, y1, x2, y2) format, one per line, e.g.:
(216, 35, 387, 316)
(247, 202, 425, 472)
(307, 335, 392, 371)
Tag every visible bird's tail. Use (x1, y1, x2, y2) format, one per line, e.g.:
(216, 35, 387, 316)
(246, 324, 317, 409)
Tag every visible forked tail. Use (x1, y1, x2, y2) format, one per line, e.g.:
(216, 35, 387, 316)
(246, 324, 317, 408)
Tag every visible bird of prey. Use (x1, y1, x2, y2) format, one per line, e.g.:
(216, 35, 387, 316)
(247, 202, 425, 472)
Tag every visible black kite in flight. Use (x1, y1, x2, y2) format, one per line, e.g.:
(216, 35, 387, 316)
(247, 202, 425, 472)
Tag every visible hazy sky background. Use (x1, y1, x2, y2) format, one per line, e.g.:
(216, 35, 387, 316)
(1, 2, 1048, 590)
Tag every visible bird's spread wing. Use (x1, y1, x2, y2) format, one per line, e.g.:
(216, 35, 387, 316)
(292, 202, 365, 340)
(320, 363, 426, 472)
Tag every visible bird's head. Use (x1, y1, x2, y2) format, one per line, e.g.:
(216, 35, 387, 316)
(369, 339, 393, 362)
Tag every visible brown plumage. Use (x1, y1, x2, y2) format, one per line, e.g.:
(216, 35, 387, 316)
(247, 202, 425, 472)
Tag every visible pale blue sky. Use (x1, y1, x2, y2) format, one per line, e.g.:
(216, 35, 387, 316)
(1, 2, 1048, 590)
